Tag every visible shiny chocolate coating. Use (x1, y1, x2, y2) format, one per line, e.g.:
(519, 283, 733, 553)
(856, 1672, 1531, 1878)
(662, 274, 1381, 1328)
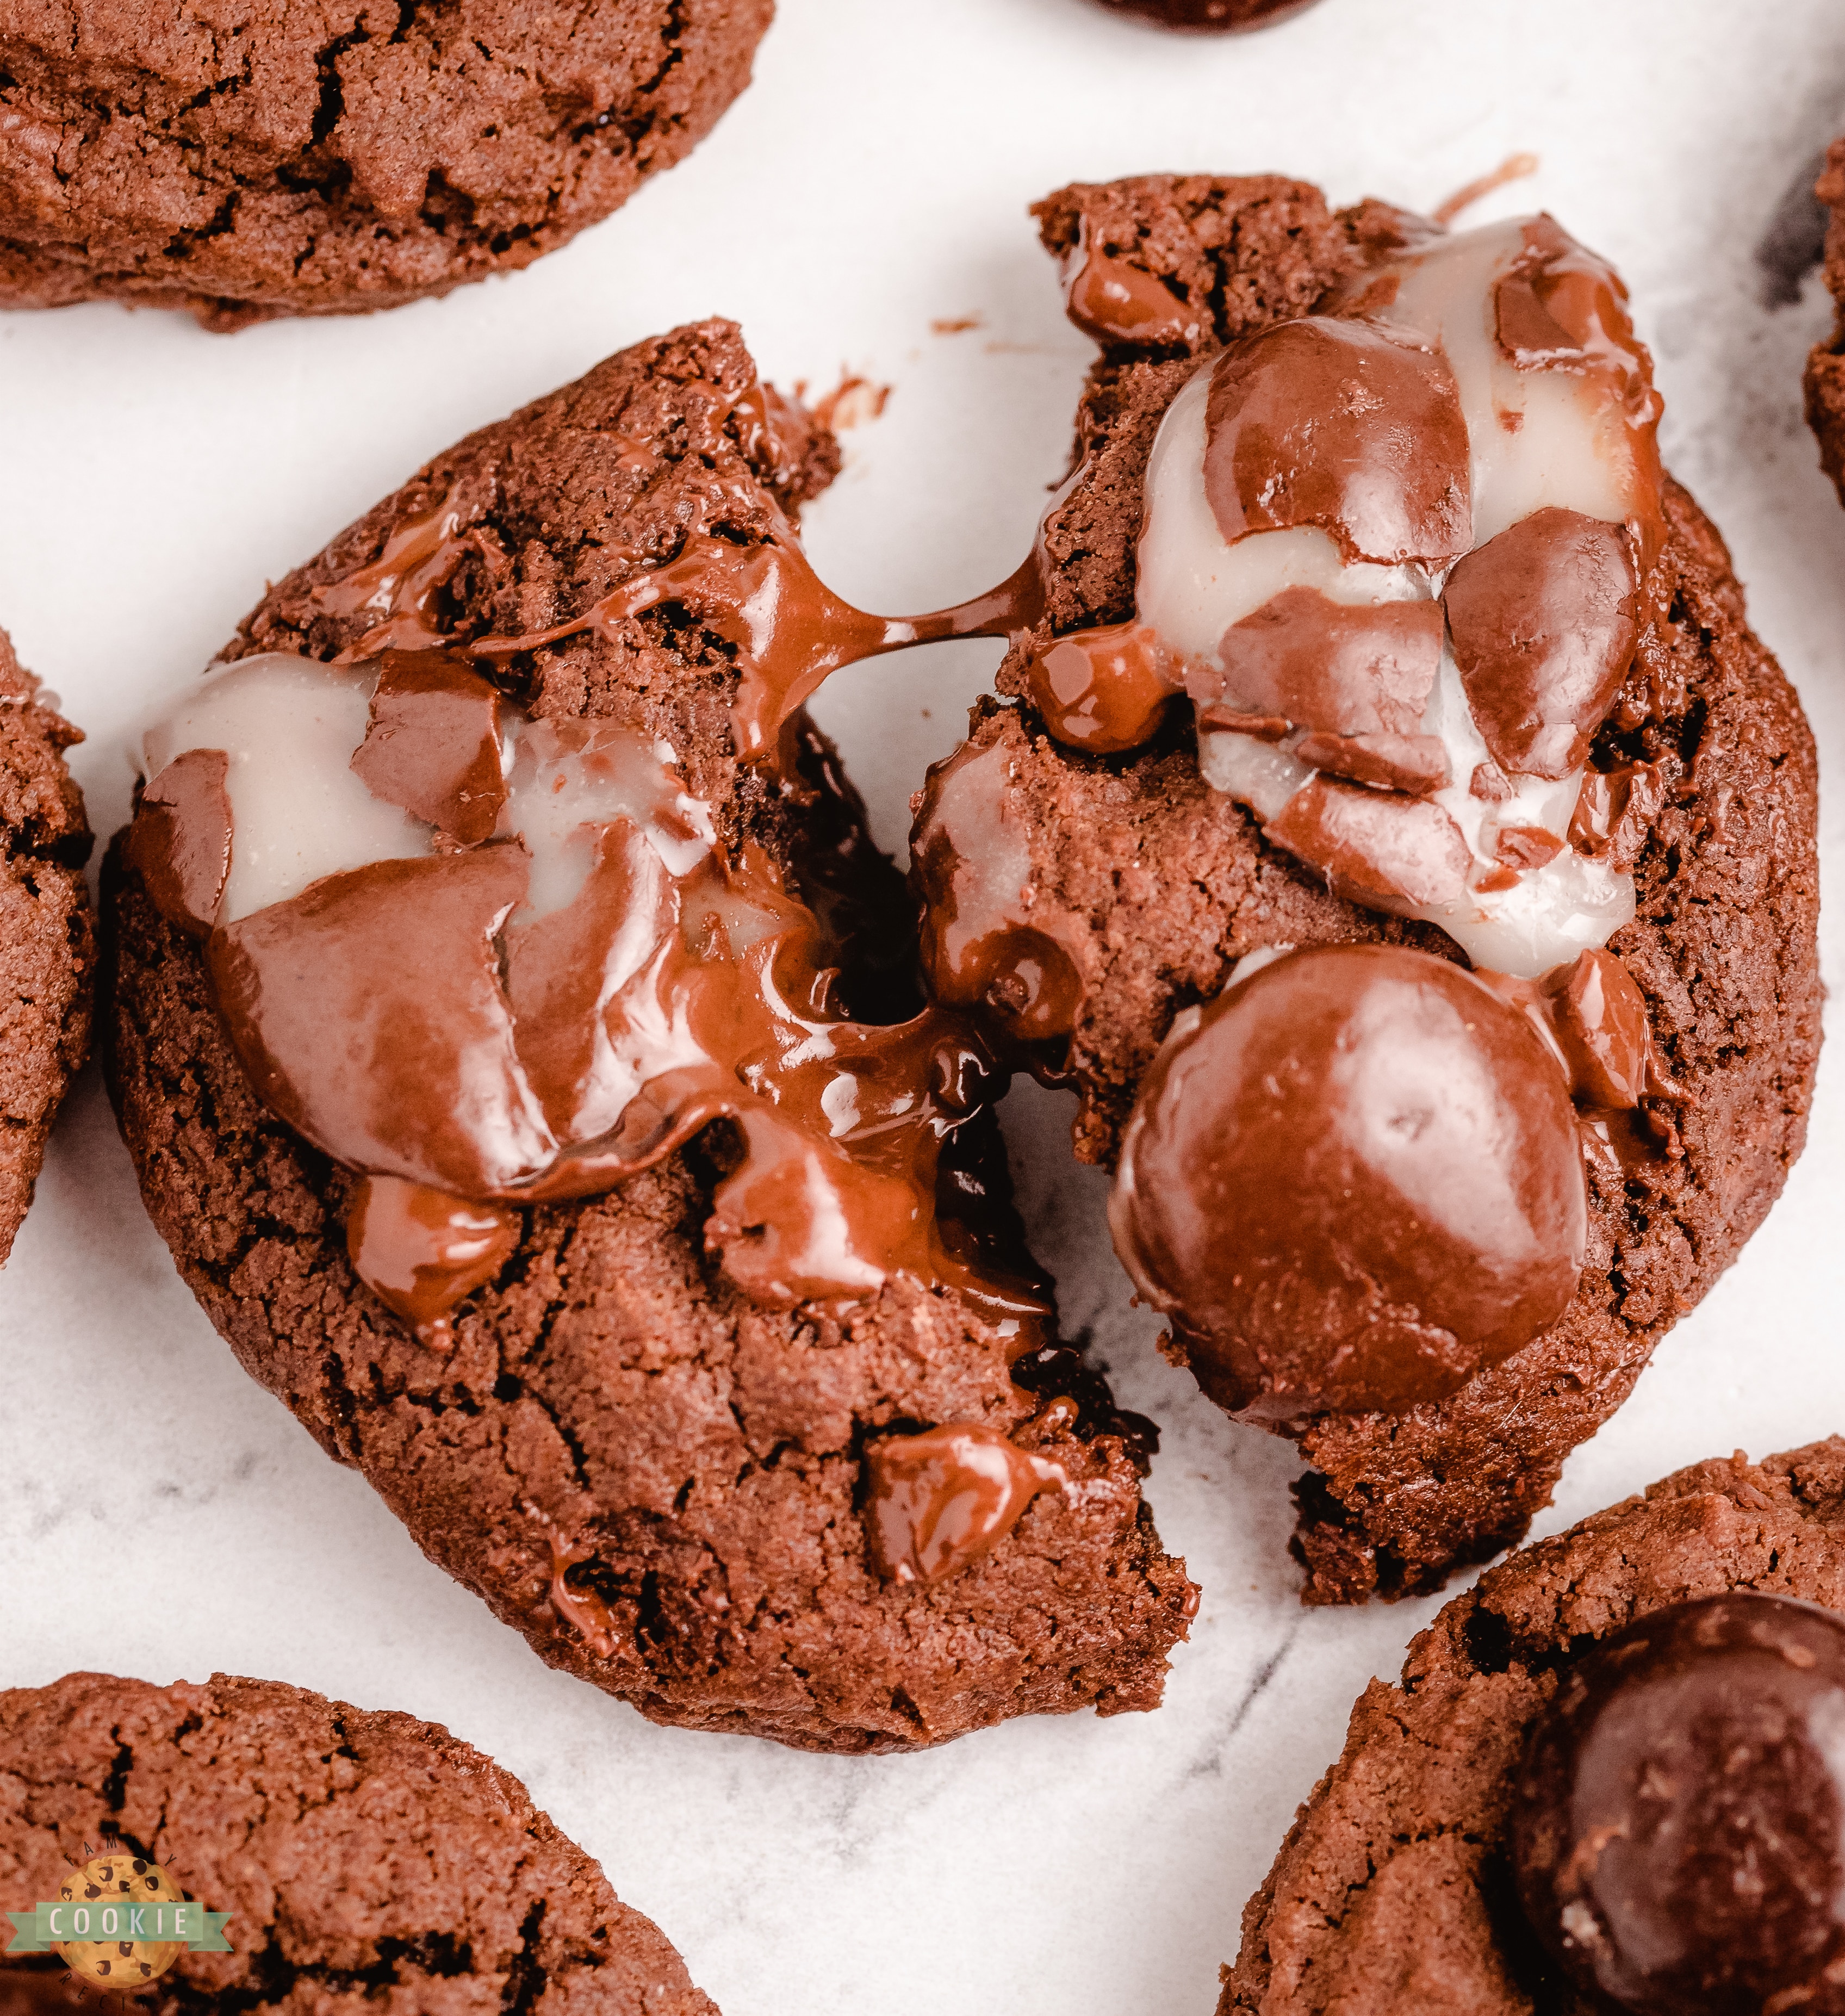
(1090, 0, 1323, 29)
(1512, 1593, 1845, 2016)
(1109, 944, 1586, 1420)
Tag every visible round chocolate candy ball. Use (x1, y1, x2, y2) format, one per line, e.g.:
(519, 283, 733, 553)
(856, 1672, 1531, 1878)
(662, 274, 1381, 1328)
(1091, 0, 1322, 29)
(1512, 1593, 1845, 2016)
(1108, 942, 1586, 1420)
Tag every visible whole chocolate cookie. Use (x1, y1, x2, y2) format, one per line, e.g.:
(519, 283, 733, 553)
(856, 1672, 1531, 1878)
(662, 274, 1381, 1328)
(1805, 138, 1845, 499)
(103, 317, 1193, 1754)
(0, 627, 92, 1266)
(0, 1669, 716, 2012)
(1221, 1438, 1845, 2015)
(909, 175, 1821, 1603)
(0, 2, 771, 330)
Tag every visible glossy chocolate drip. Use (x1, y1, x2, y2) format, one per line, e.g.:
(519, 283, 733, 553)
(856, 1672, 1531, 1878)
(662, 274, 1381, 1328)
(539, 1522, 622, 1660)
(1203, 319, 1472, 567)
(1060, 218, 1204, 349)
(863, 1418, 1070, 1584)
(1569, 758, 1667, 872)
(123, 746, 231, 936)
(314, 481, 479, 657)
(1512, 1593, 1845, 2016)
(346, 1174, 520, 1348)
(1110, 944, 1587, 1421)
(911, 735, 1084, 1049)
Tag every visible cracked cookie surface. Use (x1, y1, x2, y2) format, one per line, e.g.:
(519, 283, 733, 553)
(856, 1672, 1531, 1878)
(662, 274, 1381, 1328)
(102, 316, 1194, 1754)
(925, 173, 1821, 1604)
(1221, 1438, 1845, 2015)
(0, 1668, 717, 2013)
(0, 625, 92, 1266)
(0, 1, 772, 328)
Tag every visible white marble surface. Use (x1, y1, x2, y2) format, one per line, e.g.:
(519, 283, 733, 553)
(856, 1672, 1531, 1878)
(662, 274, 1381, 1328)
(3, 2, 1844, 2009)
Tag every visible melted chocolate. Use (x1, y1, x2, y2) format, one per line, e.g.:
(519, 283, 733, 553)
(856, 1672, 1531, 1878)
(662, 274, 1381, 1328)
(351, 650, 507, 842)
(1110, 944, 1587, 1420)
(1291, 729, 1448, 796)
(1264, 776, 1471, 910)
(123, 746, 231, 936)
(1569, 758, 1666, 872)
(1202, 320, 1471, 566)
(910, 735, 1084, 1048)
(314, 481, 479, 657)
(1023, 621, 1181, 751)
(1512, 1593, 1845, 2016)
(1444, 507, 1639, 779)
(345, 1174, 520, 1348)
(541, 1523, 622, 1660)
(1477, 947, 1686, 1119)
(863, 1419, 1069, 1583)
(1060, 219, 1204, 349)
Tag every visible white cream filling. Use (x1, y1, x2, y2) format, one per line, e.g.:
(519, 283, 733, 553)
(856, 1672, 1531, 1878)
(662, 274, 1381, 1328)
(138, 654, 431, 925)
(1139, 215, 1647, 979)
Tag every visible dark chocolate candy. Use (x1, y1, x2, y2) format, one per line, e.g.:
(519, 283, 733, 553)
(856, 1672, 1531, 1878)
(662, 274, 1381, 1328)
(1512, 1592, 1845, 2016)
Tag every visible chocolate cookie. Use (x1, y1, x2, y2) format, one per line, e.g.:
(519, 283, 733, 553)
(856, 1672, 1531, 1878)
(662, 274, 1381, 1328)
(0, 1668, 715, 2012)
(909, 175, 1821, 1603)
(1221, 1437, 1845, 2014)
(1805, 138, 1845, 499)
(0, 2, 771, 330)
(103, 317, 1194, 1754)
(0, 627, 93, 1266)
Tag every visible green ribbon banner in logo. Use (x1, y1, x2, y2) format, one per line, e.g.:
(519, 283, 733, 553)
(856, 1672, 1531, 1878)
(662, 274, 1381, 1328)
(6, 1899, 233, 1952)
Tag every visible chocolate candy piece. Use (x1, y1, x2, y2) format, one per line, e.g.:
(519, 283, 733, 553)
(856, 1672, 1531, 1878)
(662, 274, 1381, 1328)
(864, 1422, 1068, 1583)
(123, 747, 232, 936)
(1110, 943, 1586, 1420)
(350, 650, 508, 842)
(1089, 0, 1322, 29)
(1512, 1593, 1845, 2016)
(1444, 507, 1639, 779)
(1203, 319, 1471, 567)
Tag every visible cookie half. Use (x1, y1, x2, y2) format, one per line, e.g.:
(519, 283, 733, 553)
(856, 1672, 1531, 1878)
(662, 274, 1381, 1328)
(0, 2, 772, 328)
(0, 1668, 715, 2012)
(1221, 1438, 1845, 2014)
(908, 174, 1821, 1602)
(103, 317, 1194, 1754)
(0, 627, 93, 1266)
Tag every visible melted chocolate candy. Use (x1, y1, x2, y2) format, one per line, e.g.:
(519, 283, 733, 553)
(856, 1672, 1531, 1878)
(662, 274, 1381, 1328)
(1512, 1593, 1845, 2016)
(1477, 947, 1684, 1118)
(208, 847, 552, 1197)
(123, 747, 232, 936)
(1264, 775, 1472, 910)
(346, 1174, 520, 1348)
(911, 735, 1084, 1047)
(1090, 0, 1323, 28)
(1444, 507, 1639, 778)
(350, 650, 507, 842)
(1110, 944, 1587, 1420)
(1569, 758, 1667, 872)
(864, 1420, 1069, 1584)
(1198, 587, 1446, 738)
(1023, 621, 1181, 751)
(1060, 219, 1205, 349)
(314, 481, 479, 656)
(541, 1523, 622, 1660)
(1202, 319, 1471, 567)
(1291, 729, 1448, 796)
